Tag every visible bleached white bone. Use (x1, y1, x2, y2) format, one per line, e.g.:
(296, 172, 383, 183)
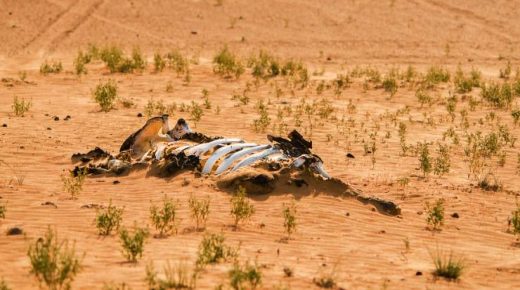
(231, 147, 281, 172)
(185, 138, 242, 157)
(215, 144, 270, 175)
(312, 162, 330, 180)
(202, 143, 257, 175)
(155, 143, 168, 160)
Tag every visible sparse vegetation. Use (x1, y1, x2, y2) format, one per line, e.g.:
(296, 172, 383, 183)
(146, 261, 197, 290)
(12, 96, 31, 117)
(253, 100, 271, 133)
(419, 142, 433, 177)
(229, 261, 262, 290)
(73, 50, 91, 75)
(282, 202, 297, 238)
(196, 233, 237, 268)
(188, 195, 210, 231)
(213, 46, 245, 79)
(434, 144, 451, 176)
(510, 203, 520, 235)
(93, 80, 118, 112)
(431, 248, 465, 280)
(150, 196, 178, 237)
(40, 60, 63, 75)
(27, 227, 82, 290)
(95, 200, 124, 236)
(100, 46, 146, 73)
(230, 186, 255, 228)
(425, 199, 444, 230)
(61, 168, 86, 199)
(0, 202, 6, 220)
(0, 279, 10, 290)
(119, 225, 149, 262)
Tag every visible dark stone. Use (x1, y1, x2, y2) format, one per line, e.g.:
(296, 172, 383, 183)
(191, 31, 198, 35)
(113, 180, 120, 184)
(41, 201, 57, 208)
(53, 116, 59, 121)
(416, 271, 423, 276)
(64, 115, 71, 121)
(137, 113, 143, 117)
(6, 227, 23, 235)
(451, 212, 460, 218)
(1, 124, 6, 127)
(47, 127, 51, 130)
(71, 147, 111, 163)
(346, 153, 355, 158)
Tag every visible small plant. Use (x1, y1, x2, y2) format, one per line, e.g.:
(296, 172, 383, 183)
(213, 46, 245, 79)
(153, 52, 166, 72)
(190, 101, 203, 126)
(423, 66, 450, 88)
(382, 76, 397, 96)
(12, 96, 31, 117)
(313, 265, 337, 289)
(230, 186, 255, 228)
(419, 142, 432, 177)
(481, 82, 513, 109)
(416, 89, 432, 107)
(434, 144, 450, 176)
(431, 248, 465, 280)
(27, 227, 82, 290)
(196, 233, 237, 268)
(93, 80, 118, 112)
(119, 225, 149, 262)
(282, 202, 297, 238)
(73, 50, 90, 75)
(40, 60, 63, 75)
(229, 261, 262, 290)
(0, 202, 6, 220)
(253, 100, 271, 133)
(150, 196, 178, 237)
(510, 203, 520, 235)
(95, 200, 124, 236)
(477, 173, 503, 192)
(425, 199, 444, 230)
(0, 279, 10, 290)
(61, 168, 86, 199)
(146, 261, 197, 290)
(398, 122, 407, 155)
(512, 109, 520, 126)
(188, 195, 210, 230)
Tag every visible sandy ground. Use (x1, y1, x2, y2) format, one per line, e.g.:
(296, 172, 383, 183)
(1, 1, 520, 289)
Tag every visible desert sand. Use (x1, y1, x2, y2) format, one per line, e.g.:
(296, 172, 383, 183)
(1, 0, 520, 289)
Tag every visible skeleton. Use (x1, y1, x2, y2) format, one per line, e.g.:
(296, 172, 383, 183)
(70, 116, 401, 216)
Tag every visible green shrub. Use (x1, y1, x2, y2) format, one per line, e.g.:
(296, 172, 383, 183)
(510, 203, 520, 235)
(481, 82, 513, 109)
(453, 67, 480, 93)
(230, 186, 255, 228)
(213, 46, 245, 79)
(100, 46, 146, 73)
(12, 96, 31, 117)
(190, 101, 203, 125)
(73, 50, 91, 75)
(425, 199, 444, 230)
(27, 227, 82, 290)
(196, 233, 237, 268)
(0, 202, 6, 220)
(165, 50, 189, 76)
(0, 279, 11, 290)
(423, 66, 450, 88)
(95, 200, 124, 236)
(229, 261, 262, 290)
(61, 168, 86, 199)
(382, 76, 397, 96)
(153, 52, 166, 72)
(416, 89, 432, 107)
(431, 249, 465, 280)
(40, 60, 63, 75)
(248, 50, 280, 79)
(119, 225, 149, 262)
(419, 142, 432, 177)
(512, 109, 520, 125)
(188, 195, 210, 230)
(282, 202, 296, 238)
(93, 80, 118, 112)
(146, 261, 197, 290)
(150, 196, 178, 237)
(434, 144, 450, 176)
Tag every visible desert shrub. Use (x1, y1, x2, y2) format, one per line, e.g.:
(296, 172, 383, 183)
(229, 261, 262, 290)
(423, 66, 450, 88)
(431, 249, 465, 280)
(12, 96, 31, 117)
(283, 202, 297, 238)
(144, 99, 168, 117)
(230, 186, 255, 228)
(398, 122, 407, 155)
(40, 60, 63, 75)
(73, 50, 91, 75)
(165, 50, 189, 76)
(477, 173, 503, 192)
(154, 52, 166, 72)
(425, 199, 444, 230)
(196, 233, 237, 267)
(416, 89, 432, 107)
(453, 67, 480, 93)
(93, 80, 118, 112)
(100, 46, 146, 73)
(382, 76, 397, 96)
(213, 46, 244, 79)
(481, 82, 513, 109)
(146, 261, 197, 290)
(61, 168, 86, 199)
(510, 203, 520, 235)
(27, 227, 82, 290)
(0, 202, 5, 220)
(513, 79, 520, 97)
(418, 142, 432, 177)
(0, 279, 10, 290)
(434, 144, 451, 176)
(313, 265, 337, 289)
(188, 195, 210, 230)
(281, 60, 309, 87)
(446, 96, 457, 121)
(190, 101, 203, 125)
(499, 61, 512, 79)
(512, 109, 520, 125)
(253, 101, 271, 133)
(102, 282, 130, 290)
(95, 200, 124, 236)
(248, 50, 280, 79)
(119, 225, 149, 262)
(150, 196, 178, 237)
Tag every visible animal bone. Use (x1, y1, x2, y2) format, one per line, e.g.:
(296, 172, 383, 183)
(202, 143, 257, 175)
